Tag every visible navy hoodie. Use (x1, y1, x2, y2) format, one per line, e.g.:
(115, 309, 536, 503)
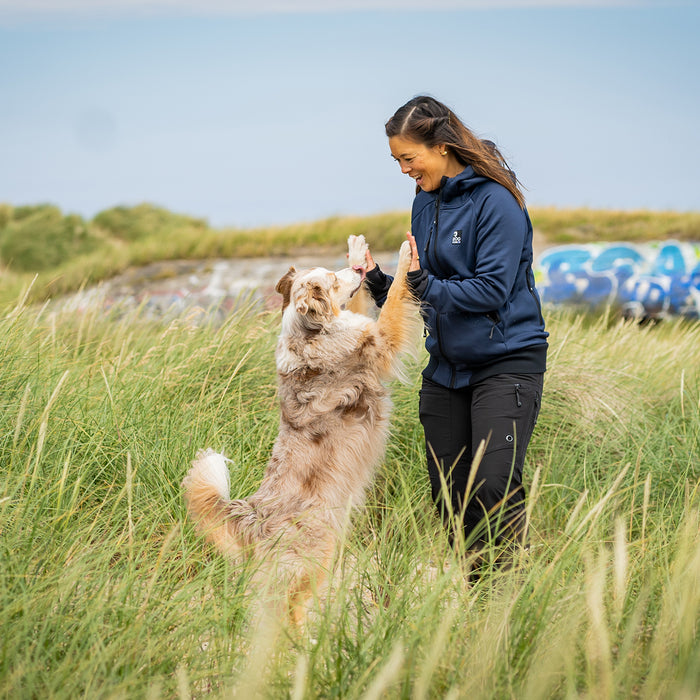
(369, 165, 548, 389)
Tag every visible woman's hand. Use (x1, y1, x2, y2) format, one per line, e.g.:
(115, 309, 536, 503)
(364, 247, 377, 272)
(406, 232, 421, 272)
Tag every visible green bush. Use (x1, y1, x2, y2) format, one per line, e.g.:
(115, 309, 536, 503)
(1, 202, 699, 307)
(93, 203, 207, 242)
(0, 205, 103, 272)
(0, 203, 13, 229)
(530, 206, 700, 244)
(10, 203, 58, 221)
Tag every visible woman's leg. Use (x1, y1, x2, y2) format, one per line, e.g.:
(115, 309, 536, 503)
(418, 377, 474, 544)
(465, 373, 543, 547)
(419, 373, 543, 551)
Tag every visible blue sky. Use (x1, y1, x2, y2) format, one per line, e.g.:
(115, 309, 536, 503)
(1, 1, 698, 228)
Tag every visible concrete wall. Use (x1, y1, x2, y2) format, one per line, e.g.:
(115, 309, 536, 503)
(535, 240, 700, 319)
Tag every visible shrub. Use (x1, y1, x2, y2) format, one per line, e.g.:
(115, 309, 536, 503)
(0, 205, 103, 272)
(93, 203, 207, 242)
(0, 203, 13, 229)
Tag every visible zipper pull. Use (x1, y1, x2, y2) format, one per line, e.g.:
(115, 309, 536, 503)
(514, 383, 522, 407)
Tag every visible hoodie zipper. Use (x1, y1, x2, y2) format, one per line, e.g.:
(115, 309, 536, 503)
(424, 194, 440, 268)
(486, 311, 501, 339)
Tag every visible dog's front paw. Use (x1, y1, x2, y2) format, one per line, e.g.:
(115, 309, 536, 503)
(396, 240, 412, 275)
(347, 234, 368, 267)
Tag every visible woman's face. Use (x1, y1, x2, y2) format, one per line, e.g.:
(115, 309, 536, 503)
(389, 135, 461, 192)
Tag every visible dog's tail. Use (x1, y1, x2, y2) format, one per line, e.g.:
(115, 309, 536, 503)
(182, 448, 256, 557)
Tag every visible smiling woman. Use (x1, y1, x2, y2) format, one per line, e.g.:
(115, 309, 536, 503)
(385, 96, 525, 206)
(361, 95, 548, 575)
(389, 134, 463, 194)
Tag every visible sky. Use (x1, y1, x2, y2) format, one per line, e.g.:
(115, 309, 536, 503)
(1, 0, 698, 229)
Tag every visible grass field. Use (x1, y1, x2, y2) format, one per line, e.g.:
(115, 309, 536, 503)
(1, 283, 698, 697)
(1, 203, 699, 306)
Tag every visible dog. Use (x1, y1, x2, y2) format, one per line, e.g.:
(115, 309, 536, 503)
(182, 235, 422, 624)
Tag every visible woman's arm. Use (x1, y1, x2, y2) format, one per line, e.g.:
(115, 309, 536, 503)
(420, 191, 527, 313)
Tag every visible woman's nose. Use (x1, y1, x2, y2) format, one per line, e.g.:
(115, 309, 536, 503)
(400, 162, 411, 174)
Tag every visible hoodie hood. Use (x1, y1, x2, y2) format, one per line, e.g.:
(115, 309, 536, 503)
(420, 165, 493, 203)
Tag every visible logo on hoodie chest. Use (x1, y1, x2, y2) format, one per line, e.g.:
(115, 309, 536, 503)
(451, 230, 462, 245)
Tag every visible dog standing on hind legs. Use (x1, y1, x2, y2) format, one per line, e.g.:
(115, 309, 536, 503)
(182, 235, 422, 625)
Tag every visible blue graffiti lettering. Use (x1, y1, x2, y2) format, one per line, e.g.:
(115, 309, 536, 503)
(535, 240, 700, 319)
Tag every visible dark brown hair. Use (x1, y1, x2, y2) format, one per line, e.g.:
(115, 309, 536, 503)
(385, 95, 525, 208)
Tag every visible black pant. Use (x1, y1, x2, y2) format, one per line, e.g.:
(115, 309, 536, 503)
(418, 372, 543, 550)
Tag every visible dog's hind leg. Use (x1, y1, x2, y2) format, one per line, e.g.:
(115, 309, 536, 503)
(284, 532, 336, 628)
(287, 571, 314, 627)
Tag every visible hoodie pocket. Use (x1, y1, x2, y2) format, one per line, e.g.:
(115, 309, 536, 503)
(435, 311, 506, 365)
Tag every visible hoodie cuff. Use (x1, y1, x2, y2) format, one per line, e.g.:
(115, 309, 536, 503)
(365, 265, 391, 302)
(407, 268, 428, 298)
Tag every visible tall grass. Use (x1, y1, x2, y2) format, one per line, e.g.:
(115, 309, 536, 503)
(1, 294, 698, 698)
(530, 207, 700, 244)
(2, 202, 699, 306)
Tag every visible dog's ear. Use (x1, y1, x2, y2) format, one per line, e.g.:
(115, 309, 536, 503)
(293, 281, 332, 324)
(275, 267, 296, 311)
(306, 282, 333, 319)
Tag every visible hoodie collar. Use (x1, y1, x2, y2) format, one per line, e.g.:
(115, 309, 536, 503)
(429, 165, 486, 201)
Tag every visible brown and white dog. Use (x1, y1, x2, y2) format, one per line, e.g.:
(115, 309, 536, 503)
(182, 235, 422, 623)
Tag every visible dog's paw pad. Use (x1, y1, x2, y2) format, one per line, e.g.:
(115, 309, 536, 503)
(347, 235, 368, 267)
(399, 240, 412, 262)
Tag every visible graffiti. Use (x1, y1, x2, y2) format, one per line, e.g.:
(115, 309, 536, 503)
(535, 240, 700, 320)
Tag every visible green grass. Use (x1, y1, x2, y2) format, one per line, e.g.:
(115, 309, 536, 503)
(0, 203, 413, 306)
(1, 291, 698, 698)
(2, 201, 699, 306)
(530, 207, 700, 245)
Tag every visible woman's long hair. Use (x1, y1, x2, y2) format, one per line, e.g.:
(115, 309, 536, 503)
(385, 95, 525, 208)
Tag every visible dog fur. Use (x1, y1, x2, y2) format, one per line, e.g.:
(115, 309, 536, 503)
(182, 235, 421, 623)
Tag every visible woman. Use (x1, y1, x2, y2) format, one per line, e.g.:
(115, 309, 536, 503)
(363, 96, 548, 562)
